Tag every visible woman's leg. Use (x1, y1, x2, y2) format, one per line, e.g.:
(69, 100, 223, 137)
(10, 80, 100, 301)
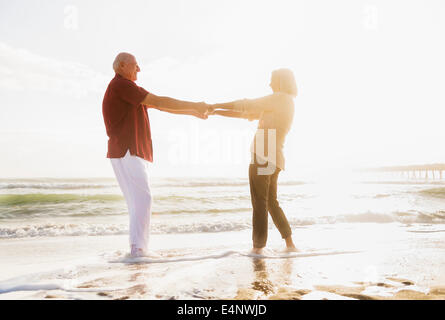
(267, 169, 295, 249)
(249, 163, 271, 250)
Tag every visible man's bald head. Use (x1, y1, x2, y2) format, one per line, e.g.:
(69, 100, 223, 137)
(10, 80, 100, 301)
(113, 52, 140, 81)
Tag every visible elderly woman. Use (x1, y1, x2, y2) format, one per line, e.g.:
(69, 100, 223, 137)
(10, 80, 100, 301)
(211, 69, 298, 254)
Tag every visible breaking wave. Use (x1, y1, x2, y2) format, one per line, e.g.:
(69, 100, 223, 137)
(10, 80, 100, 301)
(0, 193, 123, 206)
(419, 187, 445, 198)
(2, 211, 445, 239)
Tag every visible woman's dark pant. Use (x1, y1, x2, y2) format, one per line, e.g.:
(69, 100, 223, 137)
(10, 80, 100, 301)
(249, 163, 292, 248)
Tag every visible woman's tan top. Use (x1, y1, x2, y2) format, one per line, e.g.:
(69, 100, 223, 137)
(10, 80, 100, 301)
(234, 92, 295, 171)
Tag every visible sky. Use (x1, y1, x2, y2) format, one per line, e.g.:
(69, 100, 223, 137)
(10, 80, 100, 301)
(0, 0, 444, 178)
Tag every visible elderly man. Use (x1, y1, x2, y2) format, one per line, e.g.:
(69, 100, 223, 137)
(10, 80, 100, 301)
(102, 52, 208, 257)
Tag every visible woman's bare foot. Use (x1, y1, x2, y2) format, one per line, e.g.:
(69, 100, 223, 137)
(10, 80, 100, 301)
(285, 246, 300, 253)
(285, 236, 299, 252)
(251, 247, 264, 255)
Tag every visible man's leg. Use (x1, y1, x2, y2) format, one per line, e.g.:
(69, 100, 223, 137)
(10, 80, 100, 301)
(249, 163, 271, 250)
(120, 152, 152, 253)
(111, 150, 152, 254)
(110, 154, 135, 250)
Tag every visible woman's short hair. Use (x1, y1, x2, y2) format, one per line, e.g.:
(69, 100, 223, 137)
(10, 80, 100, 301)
(271, 68, 297, 97)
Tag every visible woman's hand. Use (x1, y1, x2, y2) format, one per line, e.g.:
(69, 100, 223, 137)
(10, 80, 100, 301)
(207, 105, 216, 115)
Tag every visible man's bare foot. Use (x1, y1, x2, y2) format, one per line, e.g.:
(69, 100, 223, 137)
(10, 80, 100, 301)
(251, 247, 264, 255)
(144, 251, 162, 259)
(130, 245, 145, 258)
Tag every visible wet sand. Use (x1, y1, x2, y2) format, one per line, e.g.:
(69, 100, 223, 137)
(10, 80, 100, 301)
(1, 224, 444, 300)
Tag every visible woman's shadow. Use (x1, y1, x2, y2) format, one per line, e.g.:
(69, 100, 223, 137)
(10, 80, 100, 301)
(250, 257, 294, 296)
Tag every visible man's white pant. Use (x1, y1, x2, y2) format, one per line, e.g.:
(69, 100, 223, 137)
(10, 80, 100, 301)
(110, 150, 152, 252)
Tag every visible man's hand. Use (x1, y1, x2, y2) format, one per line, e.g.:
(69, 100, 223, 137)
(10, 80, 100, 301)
(194, 102, 209, 116)
(193, 102, 215, 119)
(193, 109, 208, 120)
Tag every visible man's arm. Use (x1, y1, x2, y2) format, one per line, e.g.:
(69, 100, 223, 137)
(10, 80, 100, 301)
(153, 106, 208, 119)
(142, 93, 208, 114)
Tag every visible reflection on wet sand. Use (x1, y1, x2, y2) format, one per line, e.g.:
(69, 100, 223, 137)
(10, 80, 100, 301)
(235, 256, 312, 300)
(251, 258, 274, 295)
(246, 257, 300, 298)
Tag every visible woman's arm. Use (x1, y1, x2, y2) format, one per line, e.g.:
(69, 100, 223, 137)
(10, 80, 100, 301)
(212, 110, 244, 118)
(211, 102, 237, 110)
(211, 110, 261, 121)
(212, 94, 280, 113)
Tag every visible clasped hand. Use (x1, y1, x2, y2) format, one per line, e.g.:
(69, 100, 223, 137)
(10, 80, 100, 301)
(193, 102, 217, 120)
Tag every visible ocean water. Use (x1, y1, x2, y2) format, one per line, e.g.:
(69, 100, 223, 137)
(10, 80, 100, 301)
(1, 174, 445, 239)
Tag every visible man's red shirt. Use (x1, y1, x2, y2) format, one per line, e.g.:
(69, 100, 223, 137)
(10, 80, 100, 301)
(102, 74, 153, 162)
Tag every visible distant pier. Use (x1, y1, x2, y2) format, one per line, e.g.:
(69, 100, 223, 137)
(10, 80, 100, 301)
(368, 164, 445, 180)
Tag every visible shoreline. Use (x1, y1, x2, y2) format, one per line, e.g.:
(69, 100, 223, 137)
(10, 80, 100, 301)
(1, 224, 444, 300)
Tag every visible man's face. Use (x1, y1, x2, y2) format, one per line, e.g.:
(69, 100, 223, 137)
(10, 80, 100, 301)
(120, 56, 140, 81)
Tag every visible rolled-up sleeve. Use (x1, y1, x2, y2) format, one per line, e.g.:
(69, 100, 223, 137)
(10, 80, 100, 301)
(233, 99, 248, 112)
(233, 94, 280, 113)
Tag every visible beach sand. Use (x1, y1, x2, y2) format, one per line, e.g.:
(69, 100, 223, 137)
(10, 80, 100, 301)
(1, 223, 444, 300)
